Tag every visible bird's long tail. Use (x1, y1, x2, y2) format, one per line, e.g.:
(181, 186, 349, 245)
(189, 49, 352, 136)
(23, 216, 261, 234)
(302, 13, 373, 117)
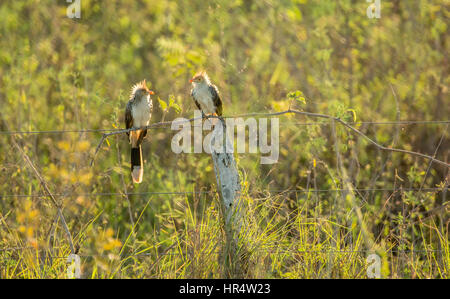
(131, 145, 143, 183)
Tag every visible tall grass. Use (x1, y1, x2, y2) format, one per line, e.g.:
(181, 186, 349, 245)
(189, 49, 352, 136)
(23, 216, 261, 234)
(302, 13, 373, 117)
(1, 184, 447, 278)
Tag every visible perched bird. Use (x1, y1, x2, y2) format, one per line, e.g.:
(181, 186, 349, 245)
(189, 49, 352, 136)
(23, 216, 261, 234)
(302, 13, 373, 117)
(190, 71, 223, 118)
(125, 80, 154, 183)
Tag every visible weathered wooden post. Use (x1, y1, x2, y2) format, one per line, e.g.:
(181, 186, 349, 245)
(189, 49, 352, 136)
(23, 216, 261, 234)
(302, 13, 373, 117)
(209, 117, 244, 277)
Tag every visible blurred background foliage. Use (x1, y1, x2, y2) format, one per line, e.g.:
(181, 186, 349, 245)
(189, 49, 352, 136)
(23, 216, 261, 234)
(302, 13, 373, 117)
(0, 0, 448, 278)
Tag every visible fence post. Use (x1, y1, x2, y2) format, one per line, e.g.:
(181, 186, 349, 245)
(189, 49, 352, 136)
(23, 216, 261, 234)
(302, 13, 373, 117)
(209, 118, 244, 277)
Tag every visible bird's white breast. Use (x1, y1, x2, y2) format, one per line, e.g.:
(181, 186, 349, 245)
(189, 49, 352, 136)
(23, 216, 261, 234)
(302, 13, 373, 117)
(193, 85, 216, 114)
(132, 97, 152, 128)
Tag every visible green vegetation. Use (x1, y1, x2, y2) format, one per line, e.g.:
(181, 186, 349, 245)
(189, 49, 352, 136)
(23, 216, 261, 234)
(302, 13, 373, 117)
(0, 0, 448, 278)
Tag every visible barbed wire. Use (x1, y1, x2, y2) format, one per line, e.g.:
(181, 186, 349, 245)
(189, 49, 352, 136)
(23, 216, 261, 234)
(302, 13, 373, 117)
(1, 109, 448, 167)
(1, 110, 448, 270)
(1, 187, 447, 199)
(1, 119, 449, 135)
(83, 109, 450, 168)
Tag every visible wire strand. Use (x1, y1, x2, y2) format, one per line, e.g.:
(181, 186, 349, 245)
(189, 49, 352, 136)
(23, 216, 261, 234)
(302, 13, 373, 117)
(1, 120, 449, 135)
(1, 187, 446, 198)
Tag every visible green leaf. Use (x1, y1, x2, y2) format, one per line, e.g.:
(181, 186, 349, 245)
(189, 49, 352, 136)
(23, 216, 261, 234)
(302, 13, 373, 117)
(347, 109, 357, 122)
(158, 97, 167, 111)
(171, 103, 181, 113)
(287, 90, 306, 104)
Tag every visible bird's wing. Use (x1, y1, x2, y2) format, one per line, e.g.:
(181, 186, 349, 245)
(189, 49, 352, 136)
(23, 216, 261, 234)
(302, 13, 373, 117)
(142, 100, 153, 139)
(125, 101, 133, 137)
(191, 88, 202, 111)
(209, 85, 223, 116)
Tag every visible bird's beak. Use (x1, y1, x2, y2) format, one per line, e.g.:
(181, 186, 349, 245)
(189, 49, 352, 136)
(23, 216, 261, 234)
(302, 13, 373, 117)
(149, 90, 155, 95)
(189, 79, 193, 83)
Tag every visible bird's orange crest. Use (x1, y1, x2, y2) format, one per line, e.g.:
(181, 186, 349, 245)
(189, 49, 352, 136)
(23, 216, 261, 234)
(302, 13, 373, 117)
(190, 71, 210, 84)
(130, 79, 154, 99)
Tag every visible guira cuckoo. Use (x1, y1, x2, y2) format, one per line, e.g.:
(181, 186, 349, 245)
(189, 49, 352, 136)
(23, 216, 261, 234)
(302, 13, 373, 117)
(125, 80, 154, 183)
(190, 71, 223, 118)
